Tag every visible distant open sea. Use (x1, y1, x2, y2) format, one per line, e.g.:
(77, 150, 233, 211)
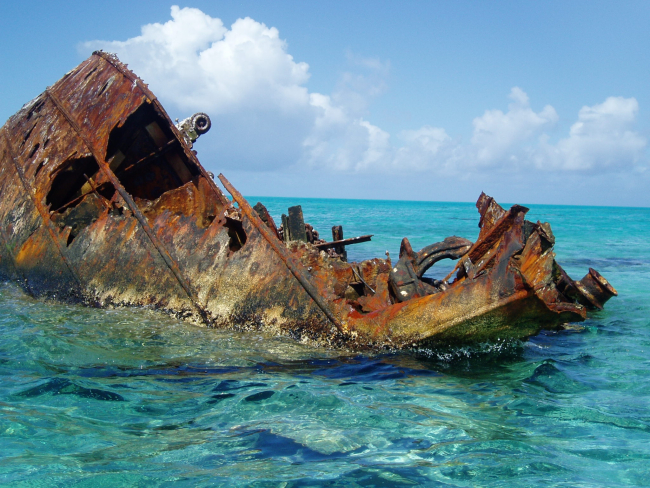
(1, 196, 648, 487)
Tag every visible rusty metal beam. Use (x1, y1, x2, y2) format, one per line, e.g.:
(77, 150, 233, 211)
(218, 173, 345, 334)
(314, 235, 373, 249)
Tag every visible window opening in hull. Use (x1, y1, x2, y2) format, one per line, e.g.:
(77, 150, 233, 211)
(105, 104, 199, 203)
(46, 156, 100, 211)
(225, 217, 247, 253)
(46, 155, 112, 246)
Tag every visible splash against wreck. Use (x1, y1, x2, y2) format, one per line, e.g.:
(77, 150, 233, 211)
(0, 53, 617, 349)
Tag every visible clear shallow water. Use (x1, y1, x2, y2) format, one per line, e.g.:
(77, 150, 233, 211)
(1, 198, 649, 487)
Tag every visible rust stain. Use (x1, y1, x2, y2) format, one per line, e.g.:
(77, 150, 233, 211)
(0, 53, 617, 349)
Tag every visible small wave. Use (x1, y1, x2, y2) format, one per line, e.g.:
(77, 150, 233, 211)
(410, 338, 524, 363)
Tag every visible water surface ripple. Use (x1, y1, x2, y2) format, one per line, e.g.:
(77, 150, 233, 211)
(1, 199, 648, 487)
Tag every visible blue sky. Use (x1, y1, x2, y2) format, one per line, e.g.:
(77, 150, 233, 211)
(2, 1, 649, 206)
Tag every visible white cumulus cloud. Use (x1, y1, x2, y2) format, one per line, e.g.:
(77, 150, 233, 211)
(470, 87, 558, 167)
(84, 6, 310, 115)
(537, 97, 646, 171)
(393, 126, 460, 173)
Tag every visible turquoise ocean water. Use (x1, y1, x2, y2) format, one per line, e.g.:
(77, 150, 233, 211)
(1, 197, 648, 487)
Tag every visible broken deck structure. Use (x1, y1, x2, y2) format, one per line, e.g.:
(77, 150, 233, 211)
(0, 53, 617, 349)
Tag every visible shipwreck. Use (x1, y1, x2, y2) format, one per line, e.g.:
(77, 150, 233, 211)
(0, 53, 617, 349)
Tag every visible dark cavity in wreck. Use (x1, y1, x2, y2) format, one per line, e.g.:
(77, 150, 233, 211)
(0, 52, 617, 349)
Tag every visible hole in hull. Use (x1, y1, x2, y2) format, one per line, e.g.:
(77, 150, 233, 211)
(97, 80, 110, 97)
(46, 155, 109, 246)
(105, 104, 199, 202)
(46, 156, 100, 211)
(28, 143, 40, 159)
(26, 100, 44, 121)
(21, 123, 37, 147)
(34, 161, 46, 178)
(225, 217, 246, 253)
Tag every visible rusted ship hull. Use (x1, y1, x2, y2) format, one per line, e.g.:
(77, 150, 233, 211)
(0, 53, 616, 349)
